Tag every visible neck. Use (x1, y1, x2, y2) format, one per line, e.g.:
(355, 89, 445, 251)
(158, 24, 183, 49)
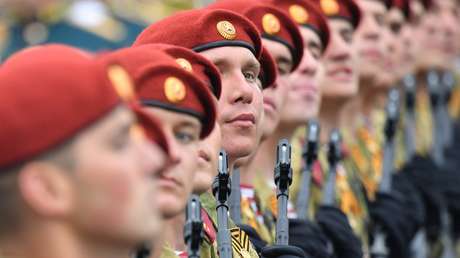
(163, 215, 186, 252)
(0, 222, 132, 258)
(319, 97, 349, 143)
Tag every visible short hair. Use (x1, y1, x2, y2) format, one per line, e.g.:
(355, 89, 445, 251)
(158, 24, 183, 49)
(0, 138, 75, 236)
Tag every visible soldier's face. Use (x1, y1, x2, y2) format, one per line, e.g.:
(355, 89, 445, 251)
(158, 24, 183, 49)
(69, 106, 167, 246)
(260, 39, 292, 138)
(416, 10, 446, 70)
(436, 0, 457, 65)
(200, 47, 264, 165)
(282, 28, 322, 126)
(354, 0, 387, 82)
(376, 8, 405, 87)
(193, 122, 222, 194)
(320, 19, 358, 98)
(400, 23, 416, 75)
(143, 108, 202, 219)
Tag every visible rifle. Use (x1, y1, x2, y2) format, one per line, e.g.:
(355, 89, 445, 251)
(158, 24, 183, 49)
(274, 139, 293, 245)
(212, 150, 233, 258)
(427, 70, 445, 166)
(229, 168, 242, 224)
(370, 88, 400, 258)
(321, 129, 342, 206)
(296, 120, 320, 219)
(441, 71, 455, 148)
(184, 195, 204, 258)
(403, 74, 417, 162)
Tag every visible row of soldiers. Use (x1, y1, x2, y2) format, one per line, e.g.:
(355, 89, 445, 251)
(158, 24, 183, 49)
(0, 0, 459, 258)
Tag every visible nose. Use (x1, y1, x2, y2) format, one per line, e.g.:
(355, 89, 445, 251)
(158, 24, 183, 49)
(327, 35, 352, 63)
(225, 71, 255, 105)
(296, 50, 318, 77)
(362, 15, 381, 42)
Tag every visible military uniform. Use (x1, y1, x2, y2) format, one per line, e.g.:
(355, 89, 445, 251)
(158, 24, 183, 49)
(200, 192, 260, 258)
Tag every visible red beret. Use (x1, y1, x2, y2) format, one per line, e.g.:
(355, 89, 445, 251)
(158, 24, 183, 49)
(390, 0, 412, 19)
(139, 43, 222, 99)
(100, 45, 217, 139)
(0, 44, 169, 169)
(311, 0, 362, 29)
(133, 9, 262, 59)
(259, 46, 278, 88)
(265, 0, 331, 53)
(207, 0, 304, 72)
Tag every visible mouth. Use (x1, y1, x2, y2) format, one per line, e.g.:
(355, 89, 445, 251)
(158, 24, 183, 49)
(361, 49, 383, 60)
(226, 113, 256, 127)
(327, 66, 353, 82)
(157, 174, 182, 189)
(263, 97, 277, 112)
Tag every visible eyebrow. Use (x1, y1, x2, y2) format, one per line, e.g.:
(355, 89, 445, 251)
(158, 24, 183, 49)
(276, 56, 293, 68)
(308, 40, 321, 51)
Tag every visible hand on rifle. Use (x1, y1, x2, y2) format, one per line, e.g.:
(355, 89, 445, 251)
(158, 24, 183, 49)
(315, 206, 363, 258)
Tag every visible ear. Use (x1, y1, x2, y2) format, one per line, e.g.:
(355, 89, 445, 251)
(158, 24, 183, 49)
(18, 162, 74, 218)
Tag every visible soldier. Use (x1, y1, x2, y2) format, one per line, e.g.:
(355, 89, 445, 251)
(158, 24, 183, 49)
(206, 0, 306, 246)
(133, 8, 312, 258)
(0, 44, 170, 258)
(99, 44, 218, 258)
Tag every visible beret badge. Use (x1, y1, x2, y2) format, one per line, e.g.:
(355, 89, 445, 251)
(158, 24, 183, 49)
(262, 13, 281, 35)
(289, 4, 309, 24)
(176, 58, 193, 72)
(320, 0, 340, 15)
(164, 76, 187, 103)
(216, 20, 237, 40)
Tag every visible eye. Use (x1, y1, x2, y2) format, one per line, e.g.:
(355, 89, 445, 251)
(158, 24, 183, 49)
(111, 135, 129, 150)
(243, 71, 257, 83)
(375, 14, 385, 26)
(175, 130, 198, 144)
(390, 22, 402, 35)
(341, 31, 353, 44)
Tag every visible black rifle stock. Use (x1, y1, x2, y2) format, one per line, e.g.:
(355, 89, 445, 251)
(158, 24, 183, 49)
(403, 74, 417, 162)
(321, 129, 342, 206)
(274, 139, 293, 245)
(229, 168, 242, 224)
(212, 150, 232, 258)
(371, 89, 400, 258)
(184, 195, 203, 258)
(427, 70, 445, 166)
(296, 120, 320, 219)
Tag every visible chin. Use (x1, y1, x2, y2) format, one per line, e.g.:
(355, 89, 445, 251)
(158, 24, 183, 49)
(158, 197, 185, 219)
(223, 137, 255, 162)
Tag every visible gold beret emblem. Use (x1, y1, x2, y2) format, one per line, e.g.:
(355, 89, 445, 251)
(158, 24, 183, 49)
(289, 5, 309, 24)
(107, 65, 135, 102)
(164, 77, 186, 103)
(321, 0, 340, 15)
(217, 20, 237, 40)
(176, 58, 193, 72)
(262, 13, 281, 35)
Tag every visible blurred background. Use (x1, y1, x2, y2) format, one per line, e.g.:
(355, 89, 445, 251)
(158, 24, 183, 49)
(0, 0, 215, 61)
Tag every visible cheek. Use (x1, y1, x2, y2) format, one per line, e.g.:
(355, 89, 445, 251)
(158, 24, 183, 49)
(76, 164, 140, 225)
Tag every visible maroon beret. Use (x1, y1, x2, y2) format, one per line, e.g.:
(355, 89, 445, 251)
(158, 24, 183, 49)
(0, 44, 169, 169)
(207, 0, 304, 71)
(266, 0, 331, 52)
(133, 9, 262, 59)
(311, 0, 362, 29)
(100, 45, 217, 138)
(390, 0, 412, 19)
(141, 43, 222, 99)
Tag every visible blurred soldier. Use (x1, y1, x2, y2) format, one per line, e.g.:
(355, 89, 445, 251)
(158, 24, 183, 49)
(100, 44, 218, 258)
(0, 44, 170, 258)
